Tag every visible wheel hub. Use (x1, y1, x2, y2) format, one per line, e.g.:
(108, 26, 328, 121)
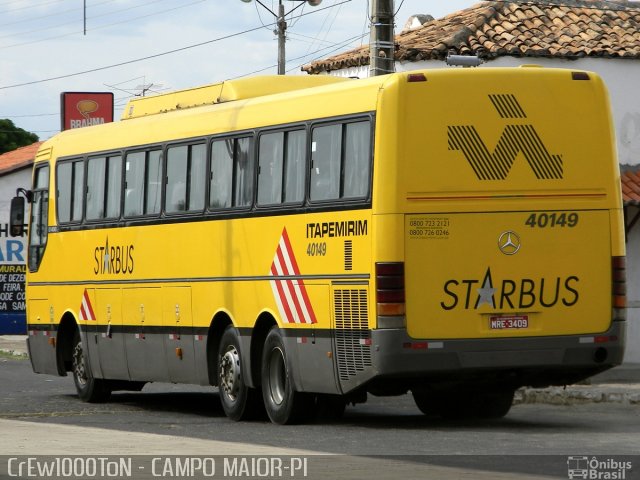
(267, 347, 286, 406)
(72, 342, 88, 387)
(219, 347, 241, 401)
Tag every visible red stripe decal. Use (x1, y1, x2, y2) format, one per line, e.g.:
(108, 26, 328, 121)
(269, 228, 317, 324)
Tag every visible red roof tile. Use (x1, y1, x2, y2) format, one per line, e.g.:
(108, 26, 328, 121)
(621, 168, 640, 205)
(303, 0, 640, 74)
(0, 142, 42, 175)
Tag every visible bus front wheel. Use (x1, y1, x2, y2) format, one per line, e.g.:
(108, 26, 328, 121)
(261, 327, 312, 425)
(72, 331, 111, 403)
(217, 326, 262, 421)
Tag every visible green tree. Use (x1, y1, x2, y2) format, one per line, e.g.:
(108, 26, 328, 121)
(0, 119, 39, 155)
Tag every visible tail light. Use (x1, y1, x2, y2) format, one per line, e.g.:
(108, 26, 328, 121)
(376, 262, 405, 328)
(612, 256, 626, 321)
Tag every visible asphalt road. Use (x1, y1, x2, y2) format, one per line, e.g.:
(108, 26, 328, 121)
(1, 356, 638, 479)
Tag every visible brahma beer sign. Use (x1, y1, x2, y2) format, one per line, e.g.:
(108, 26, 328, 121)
(60, 92, 114, 131)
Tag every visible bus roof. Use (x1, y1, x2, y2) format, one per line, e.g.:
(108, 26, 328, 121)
(121, 75, 350, 120)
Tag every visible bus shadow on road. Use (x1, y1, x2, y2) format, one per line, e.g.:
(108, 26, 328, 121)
(51, 387, 589, 433)
(66, 389, 228, 418)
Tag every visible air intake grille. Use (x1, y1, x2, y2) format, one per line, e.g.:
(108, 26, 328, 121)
(344, 240, 353, 271)
(334, 288, 371, 381)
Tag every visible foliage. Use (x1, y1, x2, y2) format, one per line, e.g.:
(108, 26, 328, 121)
(0, 119, 39, 155)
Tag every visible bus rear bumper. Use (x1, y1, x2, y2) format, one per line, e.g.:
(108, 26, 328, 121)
(369, 321, 626, 388)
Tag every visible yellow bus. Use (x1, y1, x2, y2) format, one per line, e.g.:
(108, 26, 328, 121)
(11, 67, 626, 424)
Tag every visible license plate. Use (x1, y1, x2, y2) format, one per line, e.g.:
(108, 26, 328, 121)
(490, 315, 529, 330)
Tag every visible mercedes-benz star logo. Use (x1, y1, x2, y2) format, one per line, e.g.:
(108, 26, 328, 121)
(498, 231, 521, 255)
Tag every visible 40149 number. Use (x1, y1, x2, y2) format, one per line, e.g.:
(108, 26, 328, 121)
(307, 242, 327, 256)
(525, 212, 579, 228)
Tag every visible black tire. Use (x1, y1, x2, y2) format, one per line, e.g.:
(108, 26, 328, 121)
(261, 327, 313, 425)
(412, 388, 515, 420)
(217, 326, 263, 421)
(72, 330, 111, 403)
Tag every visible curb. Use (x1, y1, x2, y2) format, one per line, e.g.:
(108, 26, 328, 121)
(0, 348, 28, 358)
(515, 386, 640, 406)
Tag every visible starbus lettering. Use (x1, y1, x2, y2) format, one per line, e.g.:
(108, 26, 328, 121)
(94, 237, 134, 275)
(306, 220, 367, 239)
(440, 267, 579, 311)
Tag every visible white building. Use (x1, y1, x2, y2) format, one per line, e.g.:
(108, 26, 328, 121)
(0, 142, 40, 334)
(304, 0, 640, 362)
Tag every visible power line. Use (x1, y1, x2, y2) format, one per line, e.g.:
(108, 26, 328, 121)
(0, 0, 204, 48)
(0, 0, 117, 28)
(304, 0, 341, 56)
(0, 0, 352, 90)
(0, 113, 57, 118)
(0, 0, 64, 14)
(0, 24, 268, 91)
(2, 29, 368, 126)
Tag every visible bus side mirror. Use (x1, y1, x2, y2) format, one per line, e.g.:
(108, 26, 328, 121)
(10, 196, 26, 237)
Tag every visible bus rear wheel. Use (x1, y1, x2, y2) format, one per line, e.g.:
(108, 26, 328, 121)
(412, 388, 515, 420)
(72, 330, 111, 403)
(261, 327, 312, 425)
(217, 326, 262, 421)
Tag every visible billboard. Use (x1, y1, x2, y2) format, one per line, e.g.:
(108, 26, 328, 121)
(60, 92, 114, 131)
(0, 223, 27, 334)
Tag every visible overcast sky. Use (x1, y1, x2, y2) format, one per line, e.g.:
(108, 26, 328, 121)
(0, 0, 474, 141)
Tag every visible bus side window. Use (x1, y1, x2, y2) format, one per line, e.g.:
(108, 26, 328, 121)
(166, 143, 206, 213)
(258, 132, 284, 206)
(29, 165, 50, 272)
(189, 144, 206, 211)
(56, 159, 84, 223)
(310, 124, 341, 201)
(105, 155, 122, 218)
(343, 121, 371, 199)
(210, 140, 233, 209)
(258, 129, 306, 206)
(86, 157, 106, 220)
(56, 162, 72, 223)
(233, 137, 253, 207)
(124, 152, 145, 217)
(146, 150, 162, 215)
(125, 150, 161, 217)
(166, 145, 188, 213)
(283, 130, 306, 203)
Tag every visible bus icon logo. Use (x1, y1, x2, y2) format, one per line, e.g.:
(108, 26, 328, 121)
(448, 94, 563, 180)
(567, 456, 589, 479)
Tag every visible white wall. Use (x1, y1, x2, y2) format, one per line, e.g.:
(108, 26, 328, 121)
(625, 206, 640, 363)
(0, 167, 31, 263)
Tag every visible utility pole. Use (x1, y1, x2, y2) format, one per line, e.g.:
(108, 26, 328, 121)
(369, 0, 395, 77)
(242, 1, 321, 75)
(277, 1, 286, 75)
